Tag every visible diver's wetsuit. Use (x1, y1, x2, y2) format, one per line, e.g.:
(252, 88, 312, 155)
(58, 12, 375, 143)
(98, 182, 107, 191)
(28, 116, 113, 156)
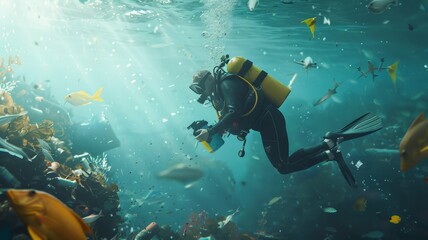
(207, 75, 331, 174)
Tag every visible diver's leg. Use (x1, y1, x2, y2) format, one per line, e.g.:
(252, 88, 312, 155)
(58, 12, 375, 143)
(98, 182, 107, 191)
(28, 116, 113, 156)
(256, 105, 290, 171)
(256, 105, 334, 174)
(281, 150, 333, 174)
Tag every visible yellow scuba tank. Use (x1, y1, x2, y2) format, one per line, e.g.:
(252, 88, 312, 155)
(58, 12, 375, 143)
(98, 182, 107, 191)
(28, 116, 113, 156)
(226, 56, 291, 108)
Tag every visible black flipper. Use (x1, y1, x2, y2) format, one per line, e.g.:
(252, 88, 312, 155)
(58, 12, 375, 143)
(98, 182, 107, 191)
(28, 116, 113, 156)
(334, 150, 357, 188)
(324, 112, 383, 142)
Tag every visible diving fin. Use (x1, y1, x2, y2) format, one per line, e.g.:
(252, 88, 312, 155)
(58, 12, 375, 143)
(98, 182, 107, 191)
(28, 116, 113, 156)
(324, 112, 383, 142)
(333, 150, 357, 188)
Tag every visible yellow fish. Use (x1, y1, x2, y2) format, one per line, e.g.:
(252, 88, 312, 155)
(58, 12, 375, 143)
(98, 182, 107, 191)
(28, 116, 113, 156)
(389, 215, 401, 224)
(387, 60, 399, 92)
(7, 189, 92, 240)
(65, 87, 103, 106)
(399, 113, 428, 172)
(301, 17, 316, 38)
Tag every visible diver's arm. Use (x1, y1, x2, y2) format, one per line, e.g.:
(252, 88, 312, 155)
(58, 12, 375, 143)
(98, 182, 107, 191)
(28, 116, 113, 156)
(208, 79, 247, 135)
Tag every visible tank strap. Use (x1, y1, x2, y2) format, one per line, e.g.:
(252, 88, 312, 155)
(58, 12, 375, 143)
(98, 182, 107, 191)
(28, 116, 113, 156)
(238, 60, 253, 77)
(254, 70, 268, 87)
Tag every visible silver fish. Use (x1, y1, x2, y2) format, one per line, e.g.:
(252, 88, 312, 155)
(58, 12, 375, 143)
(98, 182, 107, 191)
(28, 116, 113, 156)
(157, 163, 204, 184)
(37, 138, 51, 151)
(313, 80, 340, 106)
(42, 148, 55, 162)
(0, 137, 33, 161)
(83, 210, 103, 224)
(368, 0, 398, 14)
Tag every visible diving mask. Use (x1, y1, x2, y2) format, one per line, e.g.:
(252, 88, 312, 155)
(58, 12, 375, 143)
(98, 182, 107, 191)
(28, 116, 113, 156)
(189, 71, 211, 95)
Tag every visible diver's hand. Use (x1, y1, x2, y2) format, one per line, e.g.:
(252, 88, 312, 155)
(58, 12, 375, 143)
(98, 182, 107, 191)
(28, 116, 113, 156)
(195, 128, 210, 142)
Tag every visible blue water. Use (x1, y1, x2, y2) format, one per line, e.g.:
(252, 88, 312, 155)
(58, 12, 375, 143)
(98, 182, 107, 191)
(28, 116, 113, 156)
(1, 0, 428, 239)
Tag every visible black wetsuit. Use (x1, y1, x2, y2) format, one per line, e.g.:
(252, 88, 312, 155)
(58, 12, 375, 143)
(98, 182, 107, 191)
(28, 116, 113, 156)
(207, 74, 331, 174)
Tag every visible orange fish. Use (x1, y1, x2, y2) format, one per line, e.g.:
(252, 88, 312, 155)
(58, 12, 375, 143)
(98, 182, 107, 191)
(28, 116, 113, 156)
(399, 113, 428, 172)
(7, 189, 92, 240)
(424, 176, 428, 184)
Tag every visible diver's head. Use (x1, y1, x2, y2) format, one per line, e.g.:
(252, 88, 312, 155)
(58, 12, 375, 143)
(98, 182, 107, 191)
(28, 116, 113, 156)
(190, 70, 215, 104)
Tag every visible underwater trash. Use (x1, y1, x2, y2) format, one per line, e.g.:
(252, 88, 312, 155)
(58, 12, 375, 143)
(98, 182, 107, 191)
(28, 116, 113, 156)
(132, 222, 160, 240)
(218, 208, 240, 229)
(389, 215, 401, 224)
(323, 16, 331, 25)
(323, 207, 337, 213)
(248, 0, 259, 11)
(294, 56, 317, 69)
(354, 160, 363, 169)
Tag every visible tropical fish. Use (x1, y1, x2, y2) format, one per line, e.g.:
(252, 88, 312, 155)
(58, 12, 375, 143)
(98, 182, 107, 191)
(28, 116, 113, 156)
(361, 230, 384, 239)
(294, 56, 317, 69)
(268, 196, 282, 206)
(301, 17, 316, 38)
(6, 189, 92, 240)
(387, 61, 399, 92)
(313, 80, 340, 106)
(248, 0, 259, 11)
(367, 0, 398, 14)
(353, 197, 367, 212)
(389, 215, 401, 224)
(65, 87, 103, 106)
(399, 113, 428, 172)
(157, 163, 204, 184)
(323, 207, 337, 213)
(0, 111, 27, 127)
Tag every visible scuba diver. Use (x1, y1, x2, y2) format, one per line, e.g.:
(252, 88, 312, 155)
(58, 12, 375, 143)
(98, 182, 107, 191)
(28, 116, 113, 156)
(189, 55, 382, 188)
